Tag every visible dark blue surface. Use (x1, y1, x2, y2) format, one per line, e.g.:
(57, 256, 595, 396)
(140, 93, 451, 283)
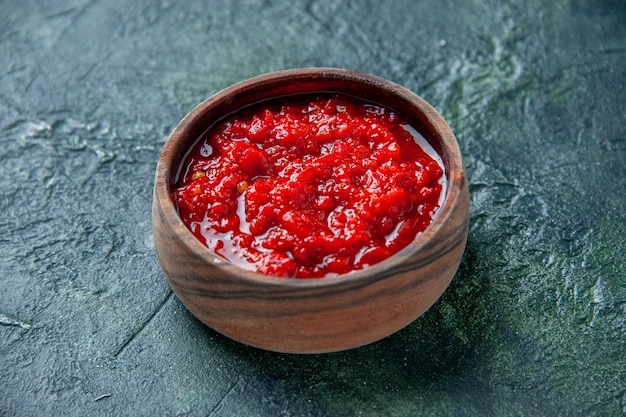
(1, 1, 625, 415)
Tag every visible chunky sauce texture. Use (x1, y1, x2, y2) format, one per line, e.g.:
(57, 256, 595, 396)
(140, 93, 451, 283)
(173, 94, 445, 278)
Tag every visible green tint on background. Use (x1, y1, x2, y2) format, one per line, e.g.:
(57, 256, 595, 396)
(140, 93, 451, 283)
(1, 0, 624, 415)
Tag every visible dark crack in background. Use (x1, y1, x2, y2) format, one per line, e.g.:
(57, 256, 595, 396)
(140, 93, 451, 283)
(1, 0, 625, 416)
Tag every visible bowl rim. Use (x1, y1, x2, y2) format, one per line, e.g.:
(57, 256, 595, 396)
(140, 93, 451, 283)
(154, 67, 464, 289)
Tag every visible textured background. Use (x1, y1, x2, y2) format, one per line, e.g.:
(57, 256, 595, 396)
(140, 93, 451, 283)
(1, 0, 625, 416)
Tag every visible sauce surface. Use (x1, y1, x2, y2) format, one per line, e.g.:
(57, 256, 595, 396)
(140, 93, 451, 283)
(173, 94, 445, 278)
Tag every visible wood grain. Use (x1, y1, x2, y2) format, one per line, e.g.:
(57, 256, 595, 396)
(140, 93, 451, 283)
(152, 68, 470, 353)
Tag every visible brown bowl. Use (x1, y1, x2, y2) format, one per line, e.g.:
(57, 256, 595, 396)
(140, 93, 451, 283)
(152, 68, 469, 354)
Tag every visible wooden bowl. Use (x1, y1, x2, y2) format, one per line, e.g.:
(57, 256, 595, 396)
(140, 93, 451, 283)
(152, 68, 469, 353)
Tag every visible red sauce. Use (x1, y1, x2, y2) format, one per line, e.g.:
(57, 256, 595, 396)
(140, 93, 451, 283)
(173, 94, 445, 278)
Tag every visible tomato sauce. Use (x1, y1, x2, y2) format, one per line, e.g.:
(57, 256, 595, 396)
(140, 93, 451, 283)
(173, 94, 445, 278)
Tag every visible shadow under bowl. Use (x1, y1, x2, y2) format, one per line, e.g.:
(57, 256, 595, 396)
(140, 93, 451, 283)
(152, 68, 469, 354)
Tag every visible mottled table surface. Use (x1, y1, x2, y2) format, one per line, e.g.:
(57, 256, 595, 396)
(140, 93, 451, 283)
(1, 1, 624, 416)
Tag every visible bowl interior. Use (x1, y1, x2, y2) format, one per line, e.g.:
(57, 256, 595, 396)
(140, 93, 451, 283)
(155, 68, 463, 285)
